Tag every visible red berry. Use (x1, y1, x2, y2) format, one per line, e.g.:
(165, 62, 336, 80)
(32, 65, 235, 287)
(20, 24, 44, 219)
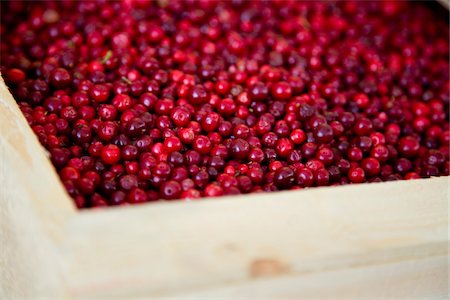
(398, 136, 420, 158)
(349, 167, 365, 183)
(270, 82, 292, 101)
(6, 68, 26, 84)
(230, 138, 250, 161)
(164, 137, 182, 153)
(101, 144, 121, 165)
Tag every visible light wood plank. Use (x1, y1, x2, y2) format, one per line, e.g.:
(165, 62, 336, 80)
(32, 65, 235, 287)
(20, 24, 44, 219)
(64, 177, 449, 297)
(0, 79, 76, 239)
(0, 79, 74, 298)
(168, 255, 449, 299)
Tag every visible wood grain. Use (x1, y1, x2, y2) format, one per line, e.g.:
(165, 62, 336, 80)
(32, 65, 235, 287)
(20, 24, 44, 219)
(171, 255, 449, 299)
(63, 176, 449, 298)
(0, 78, 75, 298)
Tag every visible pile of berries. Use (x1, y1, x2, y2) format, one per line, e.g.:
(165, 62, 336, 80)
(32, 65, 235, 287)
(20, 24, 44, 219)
(1, 0, 449, 208)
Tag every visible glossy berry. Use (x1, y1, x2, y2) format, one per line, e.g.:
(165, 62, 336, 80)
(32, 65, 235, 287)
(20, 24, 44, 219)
(193, 135, 212, 155)
(164, 137, 182, 153)
(230, 138, 250, 161)
(101, 144, 121, 165)
(398, 136, 420, 158)
(270, 82, 292, 101)
(50, 68, 71, 88)
(314, 124, 334, 144)
(6, 68, 26, 84)
(349, 167, 365, 183)
(295, 168, 314, 187)
(160, 180, 181, 200)
(128, 188, 148, 204)
(274, 167, 295, 189)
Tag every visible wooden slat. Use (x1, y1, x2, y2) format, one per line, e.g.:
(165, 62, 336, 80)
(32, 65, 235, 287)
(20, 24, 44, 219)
(0, 79, 74, 298)
(437, 0, 449, 9)
(64, 176, 449, 298)
(0, 79, 76, 239)
(170, 255, 449, 299)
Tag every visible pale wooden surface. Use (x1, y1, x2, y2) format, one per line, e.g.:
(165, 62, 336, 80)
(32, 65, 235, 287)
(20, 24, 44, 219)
(437, 0, 449, 9)
(0, 73, 449, 299)
(64, 177, 449, 298)
(0, 78, 74, 299)
(172, 255, 449, 299)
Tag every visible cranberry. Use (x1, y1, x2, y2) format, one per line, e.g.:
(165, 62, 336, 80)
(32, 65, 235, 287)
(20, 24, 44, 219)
(98, 121, 117, 142)
(270, 82, 292, 101)
(275, 138, 294, 158)
(295, 168, 314, 187)
(314, 124, 334, 144)
(348, 147, 363, 162)
(353, 118, 373, 136)
(202, 112, 220, 132)
(6, 68, 26, 84)
(422, 150, 445, 167)
(153, 162, 171, 178)
(194, 170, 210, 189)
(50, 68, 71, 88)
(248, 82, 268, 101)
(394, 158, 412, 175)
(291, 129, 306, 145)
(218, 98, 237, 115)
(361, 158, 381, 177)
(50, 148, 71, 168)
(237, 176, 252, 193)
(298, 104, 315, 120)
(230, 138, 250, 161)
(77, 178, 95, 195)
(274, 167, 295, 189)
(193, 135, 212, 155)
(398, 136, 420, 158)
(302, 142, 318, 159)
(110, 191, 126, 206)
(371, 145, 390, 163)
(90, 84, 110, 103)
(119, 174, 138, 191)
(349, 167, 365, 183)
(60, 167, 80, 181)
(164, 137, 182, 153)
(205, 184, 224, 197)
(179, 128, 195, 144)
(316, 147, 334, 166)
(101, 144, 121, 165)
(315, 169, 330, 186)
(171, 107, 191, 127)
(128, 188, 148, 204)
(98, 104, 117, 121)
(353, 93, 369, 109)
(181, 189, 201, 199)
(189, 85, 209, 105)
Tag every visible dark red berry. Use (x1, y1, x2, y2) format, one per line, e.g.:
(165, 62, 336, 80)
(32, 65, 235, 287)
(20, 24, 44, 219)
(274, 167, 295, 189)
(50, 68, 71, 88)
(159, 180, 182, 200)
(230, 138, 250, 161)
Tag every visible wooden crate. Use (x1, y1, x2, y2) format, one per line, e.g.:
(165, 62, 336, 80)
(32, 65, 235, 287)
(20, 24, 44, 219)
(0, 71, 449, 299)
